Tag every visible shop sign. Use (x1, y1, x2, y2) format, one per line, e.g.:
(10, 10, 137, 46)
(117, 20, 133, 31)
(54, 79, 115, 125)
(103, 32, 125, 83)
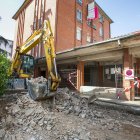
(87, 2, 98, 20)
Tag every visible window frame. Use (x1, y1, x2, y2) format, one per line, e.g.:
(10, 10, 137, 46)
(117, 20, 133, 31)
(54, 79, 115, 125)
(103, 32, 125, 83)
(99, 26, 104, 37)
(77, 9, 82, 23)
(77, 0, 82, 5)
(99, 13, 104, 23)
(87, 21, 96, 30)
(86, 34, 91, 43)
(76, 27, 82, 41)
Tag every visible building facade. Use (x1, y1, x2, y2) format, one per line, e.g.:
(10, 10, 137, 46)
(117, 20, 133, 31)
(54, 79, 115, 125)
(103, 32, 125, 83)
(12, 0, 112, 56)
(57, 32, 140, 101)
(0, 36, 13, 60)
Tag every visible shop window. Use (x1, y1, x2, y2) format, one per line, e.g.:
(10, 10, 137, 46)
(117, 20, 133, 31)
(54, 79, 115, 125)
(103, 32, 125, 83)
(84, 67, 90, 85)
(104, 65, 123, 87)
(77, 9, 82, 23)
(76, 27, 82, 41)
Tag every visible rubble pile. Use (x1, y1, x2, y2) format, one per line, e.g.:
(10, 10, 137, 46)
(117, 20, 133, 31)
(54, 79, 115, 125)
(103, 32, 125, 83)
(28, 76, 48, 84)
(0, 88, 140, 140)
(56, 88, 140, 122)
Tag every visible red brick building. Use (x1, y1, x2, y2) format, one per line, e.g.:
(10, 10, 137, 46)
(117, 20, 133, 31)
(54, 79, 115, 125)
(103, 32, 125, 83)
(13, 0, 140, 101)
(12, 0, 112, 56)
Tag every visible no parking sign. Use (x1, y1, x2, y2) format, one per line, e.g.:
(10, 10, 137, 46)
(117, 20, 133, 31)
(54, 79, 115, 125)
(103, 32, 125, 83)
(125, 69, 134, 80)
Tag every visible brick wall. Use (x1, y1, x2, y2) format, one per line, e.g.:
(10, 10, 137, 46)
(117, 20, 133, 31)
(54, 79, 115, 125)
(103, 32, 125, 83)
(13, 0, 112, 57)
(55, 0, 76, 52)
(56, 0, 112, 52)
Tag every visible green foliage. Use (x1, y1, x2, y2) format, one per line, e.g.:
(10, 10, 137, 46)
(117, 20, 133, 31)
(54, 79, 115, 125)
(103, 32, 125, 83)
(0, 53, 10, 95)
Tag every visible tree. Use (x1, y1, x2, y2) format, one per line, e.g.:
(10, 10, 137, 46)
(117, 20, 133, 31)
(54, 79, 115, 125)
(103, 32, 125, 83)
(0, 53, 10, 95)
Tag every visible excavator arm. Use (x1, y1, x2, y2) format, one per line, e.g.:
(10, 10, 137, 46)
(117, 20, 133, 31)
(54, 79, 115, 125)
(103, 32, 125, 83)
(10, 19, 60, 95)
(10, 29, 42, 78)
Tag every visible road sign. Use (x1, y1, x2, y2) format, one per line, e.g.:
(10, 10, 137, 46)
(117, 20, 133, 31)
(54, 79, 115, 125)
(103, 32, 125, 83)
(125, 69, 134, 80)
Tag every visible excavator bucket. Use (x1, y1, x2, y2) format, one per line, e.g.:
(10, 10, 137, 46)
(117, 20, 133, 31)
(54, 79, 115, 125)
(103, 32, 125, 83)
(27, 77, 56, 101)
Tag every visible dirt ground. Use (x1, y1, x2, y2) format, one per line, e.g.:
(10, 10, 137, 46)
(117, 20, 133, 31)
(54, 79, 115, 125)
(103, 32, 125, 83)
(0, 88, 140, 140)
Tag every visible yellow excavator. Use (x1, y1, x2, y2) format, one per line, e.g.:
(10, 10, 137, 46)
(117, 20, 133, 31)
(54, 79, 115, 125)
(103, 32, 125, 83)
(9, 19, 61, 100)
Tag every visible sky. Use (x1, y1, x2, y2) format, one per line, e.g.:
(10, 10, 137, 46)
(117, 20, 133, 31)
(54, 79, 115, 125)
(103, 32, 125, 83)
(0, 0, 140, 40)
(0, 0, 24, 40)
(97, 0, 140, 37)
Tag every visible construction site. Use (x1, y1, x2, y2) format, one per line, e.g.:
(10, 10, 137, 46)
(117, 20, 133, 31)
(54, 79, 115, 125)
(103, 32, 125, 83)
(0, 0, 140, 140)
(0, 87, 140, 140)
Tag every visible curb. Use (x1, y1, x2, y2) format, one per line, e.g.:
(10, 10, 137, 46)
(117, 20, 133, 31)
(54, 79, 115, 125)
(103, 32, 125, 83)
(93, 99, 140, 115)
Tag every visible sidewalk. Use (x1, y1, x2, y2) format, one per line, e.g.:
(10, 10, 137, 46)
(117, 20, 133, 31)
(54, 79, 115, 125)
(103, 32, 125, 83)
(97, 98, 140, 107)
(95, 98, 140, 115)
(80, 94, 140, 115)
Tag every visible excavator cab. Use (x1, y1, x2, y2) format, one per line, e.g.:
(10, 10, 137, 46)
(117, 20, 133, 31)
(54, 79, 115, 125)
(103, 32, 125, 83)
(20, 55, 34, 78)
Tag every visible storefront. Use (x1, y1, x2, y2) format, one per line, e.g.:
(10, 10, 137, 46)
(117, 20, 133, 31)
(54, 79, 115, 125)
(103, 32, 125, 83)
(56, 32, 140, 101)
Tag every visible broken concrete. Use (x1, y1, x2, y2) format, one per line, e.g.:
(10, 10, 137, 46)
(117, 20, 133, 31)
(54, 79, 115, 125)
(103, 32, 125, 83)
(0, 88, 140, 140)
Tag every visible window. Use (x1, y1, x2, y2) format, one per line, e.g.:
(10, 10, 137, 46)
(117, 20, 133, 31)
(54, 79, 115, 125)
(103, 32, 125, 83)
(93, 39, 96, 43)
(38, 19, 42, 28)
(99, 14, 104, 23)
(87, 21, 96, 30)
(93, 24, 96, 30)
(77, 9, 82, 23)
(33, 21, 36, 30)
(99, 27, 104, 37)
(103, 65, 123, 87)
(87, 34, 91, 43)
(87, 20, 92, 26)
(77, 0, 82, 5)
(76, 27, 82, 41)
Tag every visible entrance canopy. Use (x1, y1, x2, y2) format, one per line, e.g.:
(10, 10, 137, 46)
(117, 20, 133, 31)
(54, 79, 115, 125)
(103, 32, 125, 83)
(56, 31, 140, 64)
